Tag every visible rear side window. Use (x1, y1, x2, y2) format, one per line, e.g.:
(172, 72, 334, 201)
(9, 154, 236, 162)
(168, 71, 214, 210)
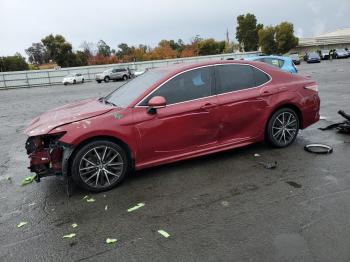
(140, 67, 213, 105)
(252, 67, 270, 86)
(264, 58, 284, 68)
(215, 64, 255, 94)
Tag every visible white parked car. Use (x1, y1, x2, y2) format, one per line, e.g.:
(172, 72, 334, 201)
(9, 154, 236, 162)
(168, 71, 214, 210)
(62, 73, 85, 85)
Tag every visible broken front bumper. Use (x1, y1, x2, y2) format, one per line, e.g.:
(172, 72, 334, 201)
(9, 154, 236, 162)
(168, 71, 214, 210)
(25, 134, 74, 182)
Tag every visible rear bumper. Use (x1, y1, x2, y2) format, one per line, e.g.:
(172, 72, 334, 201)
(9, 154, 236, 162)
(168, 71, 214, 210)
(302, 94, 320, 129)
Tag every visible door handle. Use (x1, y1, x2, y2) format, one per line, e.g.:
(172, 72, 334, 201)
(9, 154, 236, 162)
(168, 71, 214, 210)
(200, 103, 217, 110)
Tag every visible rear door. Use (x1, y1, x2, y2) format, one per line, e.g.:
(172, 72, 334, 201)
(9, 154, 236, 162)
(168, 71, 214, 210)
(133, 66, 221, 165)
(214, 64, 271, 143)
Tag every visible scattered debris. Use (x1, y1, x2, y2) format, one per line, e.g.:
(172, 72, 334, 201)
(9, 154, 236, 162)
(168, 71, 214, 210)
(286, 181, 302, 188)
(319, 110, 350, 134)
(21, 175, 37, 186)
(17, 221, 28, 228)
(304, 144, 333, 154)
(105, 205, 108, 211)
(320, 116, 327, 120)
(63, 233, 76, 239)
(254, 153, 261, 157)
(158, 230, 170, 238)
(86, 198, 95, 203)
(69, 241, 77, 247)
(259, 161, 277, 169)
(106, 238, 117, 244)
(127, 203, 145, 212)
(82, 195, 88, 200)
(221, 200, 229, 207)
(71, 223, 78, 228)
(28, 202, 36, 206)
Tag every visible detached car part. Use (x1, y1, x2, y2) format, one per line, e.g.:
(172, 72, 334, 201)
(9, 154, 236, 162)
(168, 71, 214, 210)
(319, 110, 350, 134)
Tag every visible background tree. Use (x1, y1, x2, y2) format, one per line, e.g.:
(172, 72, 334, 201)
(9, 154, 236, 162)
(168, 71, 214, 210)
(41, 34, 76, 67)
(197, 39, 225, 55)
(275, 22, 299, 54)
(97, 40, 111, 57)
(258, 26, 278, 55)
(116, 43, 133, 58)
(0, 53, 29, 72)
(236, 13, 263, 51)
(80, 41, 96, 57)
(25, 43, 48, 65)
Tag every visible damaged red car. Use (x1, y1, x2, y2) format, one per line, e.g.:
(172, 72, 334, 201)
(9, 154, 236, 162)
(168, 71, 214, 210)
(25, 61, 320, 192)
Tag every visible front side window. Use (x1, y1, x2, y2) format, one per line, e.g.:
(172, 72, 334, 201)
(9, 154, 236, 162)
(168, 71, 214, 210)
(140, 67, 213, 106)
(215, 64, 255, 94)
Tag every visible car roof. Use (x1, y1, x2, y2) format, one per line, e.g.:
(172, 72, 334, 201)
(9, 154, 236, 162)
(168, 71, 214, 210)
(151, 60, 272, 75)
(245, 55, 291, 61)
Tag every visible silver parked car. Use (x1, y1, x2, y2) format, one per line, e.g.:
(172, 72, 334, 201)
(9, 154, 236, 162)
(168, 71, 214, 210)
(95, 68, 131, 83)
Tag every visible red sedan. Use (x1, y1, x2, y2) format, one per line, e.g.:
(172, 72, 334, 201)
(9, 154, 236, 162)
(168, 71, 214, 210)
(25, 61, 320, 192)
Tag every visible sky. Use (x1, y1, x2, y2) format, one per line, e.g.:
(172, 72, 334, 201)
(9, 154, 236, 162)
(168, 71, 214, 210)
(0, 0, 349, 56)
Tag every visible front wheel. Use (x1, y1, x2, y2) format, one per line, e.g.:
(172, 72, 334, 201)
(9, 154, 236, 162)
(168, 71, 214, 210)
(266, 108, 299, 148)
(82, 78, 84, 83)
(104, 76, 110, 83)
(71, 140, 129, 192)
(122, 75, 128, 81)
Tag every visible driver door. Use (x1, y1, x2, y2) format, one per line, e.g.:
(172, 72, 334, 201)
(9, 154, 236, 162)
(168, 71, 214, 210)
(132, 66, 220, 166)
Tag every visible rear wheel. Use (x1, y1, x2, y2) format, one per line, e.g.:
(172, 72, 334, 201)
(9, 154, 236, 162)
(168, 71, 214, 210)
(71, 140, 129, 192)
(73, 79, 76, 84)
(266, 108, 299, 148)
(82, 78, 85, 83)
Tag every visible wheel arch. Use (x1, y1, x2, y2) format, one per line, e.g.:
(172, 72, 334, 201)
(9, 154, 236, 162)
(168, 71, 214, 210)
(67, 135, 134, 176)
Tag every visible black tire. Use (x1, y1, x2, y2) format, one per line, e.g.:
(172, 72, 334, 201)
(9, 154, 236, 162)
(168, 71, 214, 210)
(266, 108, 299, 148)
(73, 80, 76, 84)
(122, 75, 128, 81)
(104, 76, 110, 83)
(64, 82, 68, 86)
(82, 78, 85, 83)
(71, 140, 129, 192)
(97, 80, 101, 84)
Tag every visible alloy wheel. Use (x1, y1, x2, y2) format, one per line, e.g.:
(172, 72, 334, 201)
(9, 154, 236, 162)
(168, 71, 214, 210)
(78, 146, 124, 189)
(271, 112, 298, 146)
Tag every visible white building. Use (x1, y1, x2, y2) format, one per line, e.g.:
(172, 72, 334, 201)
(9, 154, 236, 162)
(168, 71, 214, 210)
(292, 28, 350, 53)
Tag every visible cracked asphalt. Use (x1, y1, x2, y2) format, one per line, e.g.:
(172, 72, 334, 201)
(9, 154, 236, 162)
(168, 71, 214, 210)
(0, 60, 350, 262)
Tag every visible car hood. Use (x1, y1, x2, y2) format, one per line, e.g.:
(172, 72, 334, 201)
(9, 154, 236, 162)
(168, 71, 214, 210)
(25, 98, 114, 136)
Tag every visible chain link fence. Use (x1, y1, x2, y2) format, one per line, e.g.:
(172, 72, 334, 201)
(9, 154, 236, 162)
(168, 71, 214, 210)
(0, 52, 260, 89)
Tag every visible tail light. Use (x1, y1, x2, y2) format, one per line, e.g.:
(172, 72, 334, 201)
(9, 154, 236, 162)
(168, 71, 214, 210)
(304, 84, 318, 92)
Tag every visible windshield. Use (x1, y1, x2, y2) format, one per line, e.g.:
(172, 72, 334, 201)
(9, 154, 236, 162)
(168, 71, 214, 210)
(103, 69, 113, 74)
(309, 53, 319, 58)
(290, 54, 299, 59)
(105, 69, 168, 107)
(66, 74, 74, 77)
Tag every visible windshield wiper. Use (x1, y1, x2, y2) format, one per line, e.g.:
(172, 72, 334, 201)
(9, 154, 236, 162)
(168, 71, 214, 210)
(98, 97, 117, 107)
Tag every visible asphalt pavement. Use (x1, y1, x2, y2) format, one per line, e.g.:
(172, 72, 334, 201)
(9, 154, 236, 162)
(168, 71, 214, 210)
(0, 59, 350, 262)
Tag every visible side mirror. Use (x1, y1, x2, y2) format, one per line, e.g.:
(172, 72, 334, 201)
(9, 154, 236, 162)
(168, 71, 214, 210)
(147, 96, 166, 114)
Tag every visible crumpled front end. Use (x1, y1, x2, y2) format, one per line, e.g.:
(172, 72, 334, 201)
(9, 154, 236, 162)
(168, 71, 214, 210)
(25, 133, 74, 182)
